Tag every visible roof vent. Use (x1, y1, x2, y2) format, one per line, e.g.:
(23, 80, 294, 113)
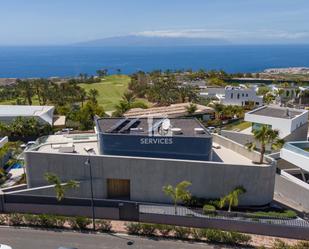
(130, 127, 143, 132)
(171, 127, 182, 135)
(194, 127, 205, 134)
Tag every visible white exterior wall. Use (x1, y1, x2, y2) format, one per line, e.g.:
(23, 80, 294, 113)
(0, 136, 8, 149)
(280, 147, 309, 172)
(245, 107, 308, 138)
(222, 87, 263, 106)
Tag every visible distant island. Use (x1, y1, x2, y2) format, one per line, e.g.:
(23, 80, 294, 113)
(73, 35, 230, 47)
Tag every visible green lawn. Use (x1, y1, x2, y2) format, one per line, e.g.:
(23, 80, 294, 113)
(78, 75, 132, 111)
(79, 75, 151, 111)
(0, 75, 150, 112)
(224, 121, 252, 131)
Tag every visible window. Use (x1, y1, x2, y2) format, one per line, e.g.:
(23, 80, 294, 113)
(246, 94, 248, 97)
(231, 93, 233, 99)
(237, 93, 240, 99)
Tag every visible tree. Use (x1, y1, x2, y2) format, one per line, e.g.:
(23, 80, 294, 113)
(186, 103, 197, 115)
(88, 89, 99, 104)
(75, 101, 105, 130)
(45, 172, 79, 201)
(248, 125, 284, 164)
(219, 186, 246, 212)
(96, 69, 108, 77)
(163, 181, 192, 214)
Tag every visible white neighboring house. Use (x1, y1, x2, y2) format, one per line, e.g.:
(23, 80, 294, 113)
(245, 105, 308, 138)
(220, 86, 263, 106)
(0, 105, 55, 126)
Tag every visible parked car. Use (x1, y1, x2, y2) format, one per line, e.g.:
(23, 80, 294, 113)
(207, 126, 216, 133)
(0, 244, 13, 249)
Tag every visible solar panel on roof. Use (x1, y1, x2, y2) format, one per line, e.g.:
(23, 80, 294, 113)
(119, 118, 140, 133)
(107, 118, 129, 133)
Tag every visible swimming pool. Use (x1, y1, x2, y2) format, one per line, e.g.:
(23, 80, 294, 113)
(11, 163, 23, 169)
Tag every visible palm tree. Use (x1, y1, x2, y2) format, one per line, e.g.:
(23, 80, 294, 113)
(219, 186, 246, 212)
(45, 173, 79, 201)
(163, 181, 191, 214)
(122, 91, 136, 106)
(186, 103, 197, 115)
(248, 125, 284, 164)
(88, 89, 99, 104)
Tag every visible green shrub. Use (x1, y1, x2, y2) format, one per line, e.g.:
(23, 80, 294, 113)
(55, 216, 66, 228)
(205, 229, 223, 242)
(23, 214, 40, 226)
(37, 214, 57, 228)
(140, 223, 156, 236)
(229, 231, 251, 245)
(96, 220, 112, 233)
(174, 226, 191, 239)
(156, 224, 173, 237)
(204, 229, 251, 245)
(125, 222, 142, 235)
(249, 210, 297, 219)
(69, 216, 91, 230)
(8, 213, 24, 226)
(203, 204, 216, 214)
(0, 215, 7, 225)
(191, 228, 204, 240)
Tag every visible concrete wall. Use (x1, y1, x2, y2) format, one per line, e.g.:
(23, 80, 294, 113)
(24, 150, 276, 206)
(275, 172, 309, 211)
(219, 130, 254, 146)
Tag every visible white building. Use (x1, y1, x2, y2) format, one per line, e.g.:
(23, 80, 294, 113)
(0, 105, 55, 125)
(220, 86, 263, 106)
(245, 106, 308, 138)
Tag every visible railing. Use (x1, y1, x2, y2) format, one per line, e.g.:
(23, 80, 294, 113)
(139, 204, 309, 228)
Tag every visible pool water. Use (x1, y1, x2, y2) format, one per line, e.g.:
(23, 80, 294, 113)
(11, 163, 23, 169)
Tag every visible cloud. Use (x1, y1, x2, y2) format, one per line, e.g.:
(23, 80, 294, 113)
(134, 29, 309, 42)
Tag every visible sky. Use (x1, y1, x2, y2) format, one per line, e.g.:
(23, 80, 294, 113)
(0, 0, 309, 45)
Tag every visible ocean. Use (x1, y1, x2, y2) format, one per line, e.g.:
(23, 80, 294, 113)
(0, 45, 309, 78)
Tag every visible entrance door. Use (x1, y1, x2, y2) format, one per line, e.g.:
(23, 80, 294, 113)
(107, 179, 130, 200)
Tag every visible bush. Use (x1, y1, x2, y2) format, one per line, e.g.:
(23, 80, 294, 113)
(191, 228, 203, 240)
(125, 222, 142, 235)
(55, 216, 66, 228)
(272, 240, 309, 249)
(174, 226, 191, 239)
(8, 213, 24, 226)
(156, 224, 173, 237)
(250, 210, 297, 219)
(23, 214, 40, 226)
(96, 220, 112, 233)
(204, 229, 251, 245)
(140, 223, 156, 236)
(205, 229, 223, 242)
(203, 204, 216, 215)
(0, 215, 7, 225)
(37, 214, 57, 228)
(69, 216, 91, 230)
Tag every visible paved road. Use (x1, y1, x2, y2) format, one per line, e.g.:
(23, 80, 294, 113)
(0, 227, 223, 249)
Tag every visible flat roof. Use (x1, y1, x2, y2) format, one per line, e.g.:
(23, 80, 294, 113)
(31, 134, 258, 165)
(247, 106, 306, 119)
(0, 105, 54, 117)
(96, 117, 211, 137)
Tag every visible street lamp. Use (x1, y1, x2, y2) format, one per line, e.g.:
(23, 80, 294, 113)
(84, 148, 96, 231)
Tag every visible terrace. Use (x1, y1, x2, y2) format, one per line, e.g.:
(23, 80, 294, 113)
(28, 133, 261, 166)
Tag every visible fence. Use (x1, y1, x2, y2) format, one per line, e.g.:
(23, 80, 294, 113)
(139, 204, 309, 240)
(1, 191, 309, 240)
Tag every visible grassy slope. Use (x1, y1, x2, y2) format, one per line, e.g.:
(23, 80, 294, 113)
(78, 75, 131, 111)
(0, 75, 150, 112)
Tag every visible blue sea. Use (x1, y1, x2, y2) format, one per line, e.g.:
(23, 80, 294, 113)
(0, 45, 309, 78)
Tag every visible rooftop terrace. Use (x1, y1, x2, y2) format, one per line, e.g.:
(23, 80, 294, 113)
(29, 133, 258, 166)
